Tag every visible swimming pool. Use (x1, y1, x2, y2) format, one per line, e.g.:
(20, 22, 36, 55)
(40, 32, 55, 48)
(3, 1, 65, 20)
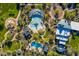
(31, 41, 43, 48)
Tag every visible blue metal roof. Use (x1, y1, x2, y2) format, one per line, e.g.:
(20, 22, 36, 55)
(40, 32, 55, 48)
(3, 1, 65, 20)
(29, 9, 44, 19)
(56, 20, 71, 53)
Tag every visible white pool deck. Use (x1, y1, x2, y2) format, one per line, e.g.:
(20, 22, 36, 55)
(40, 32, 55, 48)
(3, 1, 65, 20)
(28, 17, 45, 33)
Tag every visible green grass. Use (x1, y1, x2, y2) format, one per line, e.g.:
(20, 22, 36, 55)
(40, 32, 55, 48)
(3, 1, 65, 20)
(47, 51, 60, 56)
(3, 40, 20, 53)
(0, 3, 18, 43)
(69, 35, 79, 55)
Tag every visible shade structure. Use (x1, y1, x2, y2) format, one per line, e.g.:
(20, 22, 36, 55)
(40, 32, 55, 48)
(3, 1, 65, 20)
(29, 9, 44, 19)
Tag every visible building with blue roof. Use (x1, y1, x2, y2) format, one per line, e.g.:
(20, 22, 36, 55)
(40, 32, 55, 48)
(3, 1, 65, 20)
(56, 19, 71, 53)
(56, 19, 79, 53)
(28, 9, 45, 33)
(57, 19, 79, 31)
(23, 27, 32, 40)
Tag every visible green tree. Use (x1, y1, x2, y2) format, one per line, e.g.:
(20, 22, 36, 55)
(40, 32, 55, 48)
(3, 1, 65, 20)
(64, 10, 76, 21)
(35, 4, 43, 10)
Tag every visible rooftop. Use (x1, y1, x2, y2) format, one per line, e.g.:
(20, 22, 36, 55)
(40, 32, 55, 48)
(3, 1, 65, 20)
(57, 19, 79, 31)
(29, 9, 44, 19)
(56, 44, 66, 53)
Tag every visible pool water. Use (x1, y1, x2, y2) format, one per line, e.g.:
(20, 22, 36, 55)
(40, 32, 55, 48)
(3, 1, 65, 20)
(31, 42, 43, 48)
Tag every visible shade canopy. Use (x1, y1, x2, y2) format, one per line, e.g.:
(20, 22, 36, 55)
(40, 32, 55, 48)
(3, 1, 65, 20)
(29, 9, 44, 19)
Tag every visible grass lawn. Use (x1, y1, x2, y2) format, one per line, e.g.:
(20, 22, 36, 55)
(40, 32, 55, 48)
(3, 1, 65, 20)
(0, 3, 18, 43)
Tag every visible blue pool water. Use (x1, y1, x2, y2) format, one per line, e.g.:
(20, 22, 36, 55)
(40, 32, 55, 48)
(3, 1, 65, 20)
(31, 42, 42, 48)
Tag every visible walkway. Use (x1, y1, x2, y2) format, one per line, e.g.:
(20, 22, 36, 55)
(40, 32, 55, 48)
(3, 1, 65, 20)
(3, 9, 21, 45)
